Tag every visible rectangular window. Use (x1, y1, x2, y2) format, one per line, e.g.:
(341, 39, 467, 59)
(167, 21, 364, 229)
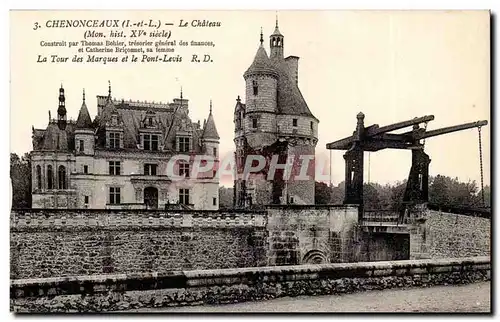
(79, 140, 84, 152)
(179, 162, 190, 178)
(144, 163, 158, 176)
(178, 137, 190, 152)
(84, 196, 89, 204)
(109, 161, 121, 175)
(109, 187, 121, 205)
(293, 119, 298, 127)
(109, 132, 120, 149)
(252, 118, 258, 129)
(83, 165, 88, 174)
(143, 134, 159, 151)
(213, 197, 217, 206)
(310, 121, 314, 130)
(179, 188, 190, 205)
(152, 135, 158, 151)
(213, 147, 217, 156)
(252, 80, 258, 96)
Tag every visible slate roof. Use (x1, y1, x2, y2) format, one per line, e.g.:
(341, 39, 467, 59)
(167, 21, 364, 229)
(271, 58, 318, 121)
(33, 94, 211, 153)
(202, 111, 220, 140)
(244, 45, 278, 78)
(75, 100, 93, 129)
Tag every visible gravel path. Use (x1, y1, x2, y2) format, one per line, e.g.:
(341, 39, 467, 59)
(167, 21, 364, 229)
(133, 282, 490, 313)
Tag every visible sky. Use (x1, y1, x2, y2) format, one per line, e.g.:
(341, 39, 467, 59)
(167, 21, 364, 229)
(10, 10, 491, 187)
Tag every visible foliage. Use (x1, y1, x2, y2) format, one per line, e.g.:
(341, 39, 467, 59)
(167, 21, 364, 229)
(218, 186, 234, 209)
(318, 174, 490, 210)
(314, 181, 332, 204)
(10, 153, 32, 208)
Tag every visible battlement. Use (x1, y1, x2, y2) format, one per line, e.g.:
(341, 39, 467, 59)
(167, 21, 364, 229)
(11, 209, 267, 231)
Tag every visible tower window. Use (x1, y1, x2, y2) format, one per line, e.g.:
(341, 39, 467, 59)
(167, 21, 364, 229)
(83, 165, 88, 174)
(79, 140, 84, 152)
(213, 147, 217, 156)
(252, 118, 258, 129)
(252, 80, 258, 96)
(47, 165, 53, 189)
(310, 121, 314, 130)
(213, 197, 217, 206)
(293, 119, 298, 127)
(36, 165, 42, 190)
(109, 187, 121, 205)
(58, 165, 67, 189)
(84, 196, 89, 205)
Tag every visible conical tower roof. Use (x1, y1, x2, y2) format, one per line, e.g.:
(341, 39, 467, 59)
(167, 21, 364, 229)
(202, 100, 220, 140)
(76, 89, 93, 129)
(244, 31, 278, 78)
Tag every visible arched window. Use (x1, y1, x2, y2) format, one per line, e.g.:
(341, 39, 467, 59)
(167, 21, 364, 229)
(47, 165, 53, 189)
(58, 165, 67, 189)
(36, 165, 42, 190)
(252, 80, 258, 96)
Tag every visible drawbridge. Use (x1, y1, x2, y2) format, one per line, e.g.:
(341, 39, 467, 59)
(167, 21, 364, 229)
(326, 112, 488, 233)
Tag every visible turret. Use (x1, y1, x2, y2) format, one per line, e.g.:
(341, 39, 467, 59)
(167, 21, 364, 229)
(75, 89, 95, 155)
(269, 17, 284, 60)
(57, 84, 67, 130)
(201, 100, 220, 158)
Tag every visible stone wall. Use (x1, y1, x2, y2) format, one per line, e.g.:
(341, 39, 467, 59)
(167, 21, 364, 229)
(10, 210, 268, 279)
(410, 210, 491, 259)
(10, 206, 359, 279)
(266, 205, 359, 265)
(11, 256, 490, 312)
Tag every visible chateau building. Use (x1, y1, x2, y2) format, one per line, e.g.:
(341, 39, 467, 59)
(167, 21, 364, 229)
(31, 84, 220, 209)
(233, 21, 319, 207)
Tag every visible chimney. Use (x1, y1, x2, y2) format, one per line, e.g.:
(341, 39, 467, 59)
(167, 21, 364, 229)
(285, 56, 299, 85)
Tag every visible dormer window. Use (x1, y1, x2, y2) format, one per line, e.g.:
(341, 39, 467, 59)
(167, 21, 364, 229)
(252, 80, 258, 96)
(178, 136, 190, 153)
(109, 132, 121, 149)
(111, 114, 118, 125)
(143, 134, 159, 151)
(148, 117, 153, 126)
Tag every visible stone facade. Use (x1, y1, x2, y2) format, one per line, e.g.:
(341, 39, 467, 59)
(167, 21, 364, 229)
(234, 22, 319, 208)
(409, 210, 491, 259)
(11, 256, 491, 312)
(30, 85, 220, 210)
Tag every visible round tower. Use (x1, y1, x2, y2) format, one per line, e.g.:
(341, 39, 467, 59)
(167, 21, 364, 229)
(243, 29, 279, 149)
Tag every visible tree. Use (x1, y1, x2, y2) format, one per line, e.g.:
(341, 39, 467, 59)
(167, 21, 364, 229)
(363, 183, 382, 209)
(10, 153, 31, 208)
(218, 186, 233, 209)
(330, 181, 345, 204)
(429, 175, 482, 208)
(315, 181, 332, 204)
